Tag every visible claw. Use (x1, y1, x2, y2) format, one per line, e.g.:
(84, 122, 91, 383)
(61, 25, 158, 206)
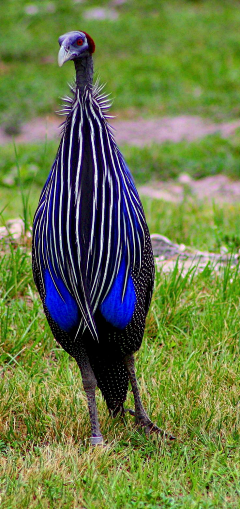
(136, 416, 176, 440)
(146, 423, 176, 440)
(123, 405, 175, 440)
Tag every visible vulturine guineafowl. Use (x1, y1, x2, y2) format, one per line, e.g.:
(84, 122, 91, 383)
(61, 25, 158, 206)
(32, 31, 173, 445)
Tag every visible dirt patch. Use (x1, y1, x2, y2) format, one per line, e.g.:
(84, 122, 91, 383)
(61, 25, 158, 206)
(113, 116, 240, 146)
(139, 174, 240, 204)
(1, 114, 240, 146)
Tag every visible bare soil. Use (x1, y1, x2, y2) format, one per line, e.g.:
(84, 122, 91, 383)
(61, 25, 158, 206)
(139, 174, 240, 204)
(1, 114, 240, 146)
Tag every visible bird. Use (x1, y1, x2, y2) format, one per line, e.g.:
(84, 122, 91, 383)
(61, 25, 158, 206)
(32, 30, 171, 445)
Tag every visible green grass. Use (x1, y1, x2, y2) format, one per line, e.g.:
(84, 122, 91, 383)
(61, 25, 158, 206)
(1, 0, 240, 127)
(142, 197, 240, 252)
(1, 165, 240, 506)
(0, 240, 239, 508)
(1, 149, 240, 507)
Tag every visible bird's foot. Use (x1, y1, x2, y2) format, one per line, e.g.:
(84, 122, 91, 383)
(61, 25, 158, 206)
(90, 435, 104, 446)
(122, 406, 175, 440)
(135, 414, 176, 440)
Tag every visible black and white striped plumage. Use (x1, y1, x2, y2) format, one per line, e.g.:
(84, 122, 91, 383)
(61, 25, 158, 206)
(32, 31, 165, 444)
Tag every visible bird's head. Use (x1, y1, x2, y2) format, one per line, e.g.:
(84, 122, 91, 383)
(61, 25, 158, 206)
(58, 31, 95, 67)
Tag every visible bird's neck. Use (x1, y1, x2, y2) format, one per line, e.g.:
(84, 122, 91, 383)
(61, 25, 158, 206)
(74, 55, 93, 93)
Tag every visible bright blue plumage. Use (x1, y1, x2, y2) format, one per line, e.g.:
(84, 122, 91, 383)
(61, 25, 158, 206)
(45, 269, 79, 332)
(100, 259, 136, 329)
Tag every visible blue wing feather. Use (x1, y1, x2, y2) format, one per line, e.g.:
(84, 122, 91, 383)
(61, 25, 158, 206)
(100, 259, 136, 329)
(45, 266, 79, 332)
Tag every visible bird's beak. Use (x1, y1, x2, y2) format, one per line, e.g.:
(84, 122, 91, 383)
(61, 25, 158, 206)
(58, 44, 71, 67)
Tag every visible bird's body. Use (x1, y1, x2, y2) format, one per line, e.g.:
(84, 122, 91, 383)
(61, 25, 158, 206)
(32, 31, 169, 444)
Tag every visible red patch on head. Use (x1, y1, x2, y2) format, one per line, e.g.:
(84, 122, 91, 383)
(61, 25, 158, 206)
(82, 31, 95, 54)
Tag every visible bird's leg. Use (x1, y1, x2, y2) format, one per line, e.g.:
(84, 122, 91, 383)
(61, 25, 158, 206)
(123, 353, 160, 433)
(76, 355, 104, 446)
(124, 354, 174, 439)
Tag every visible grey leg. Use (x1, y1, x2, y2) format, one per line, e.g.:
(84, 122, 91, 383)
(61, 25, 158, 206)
(76, 354, 104, 445)
(124, 354, 175, 439)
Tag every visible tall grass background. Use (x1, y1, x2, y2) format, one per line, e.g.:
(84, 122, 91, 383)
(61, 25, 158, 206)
(0, 0, 240, 507)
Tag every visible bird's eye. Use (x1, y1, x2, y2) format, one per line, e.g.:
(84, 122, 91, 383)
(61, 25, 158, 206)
(77, 38, 83, 46)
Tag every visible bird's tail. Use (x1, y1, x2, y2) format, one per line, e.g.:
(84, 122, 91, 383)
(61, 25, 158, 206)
(87, 350, 129, 416)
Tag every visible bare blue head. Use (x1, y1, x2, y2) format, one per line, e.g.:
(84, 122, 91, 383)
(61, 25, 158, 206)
(58, 31, 95, 67)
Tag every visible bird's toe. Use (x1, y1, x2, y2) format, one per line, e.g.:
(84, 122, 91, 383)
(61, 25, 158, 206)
(135, 415, 175, 440)
(123, 407, 135, 417)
